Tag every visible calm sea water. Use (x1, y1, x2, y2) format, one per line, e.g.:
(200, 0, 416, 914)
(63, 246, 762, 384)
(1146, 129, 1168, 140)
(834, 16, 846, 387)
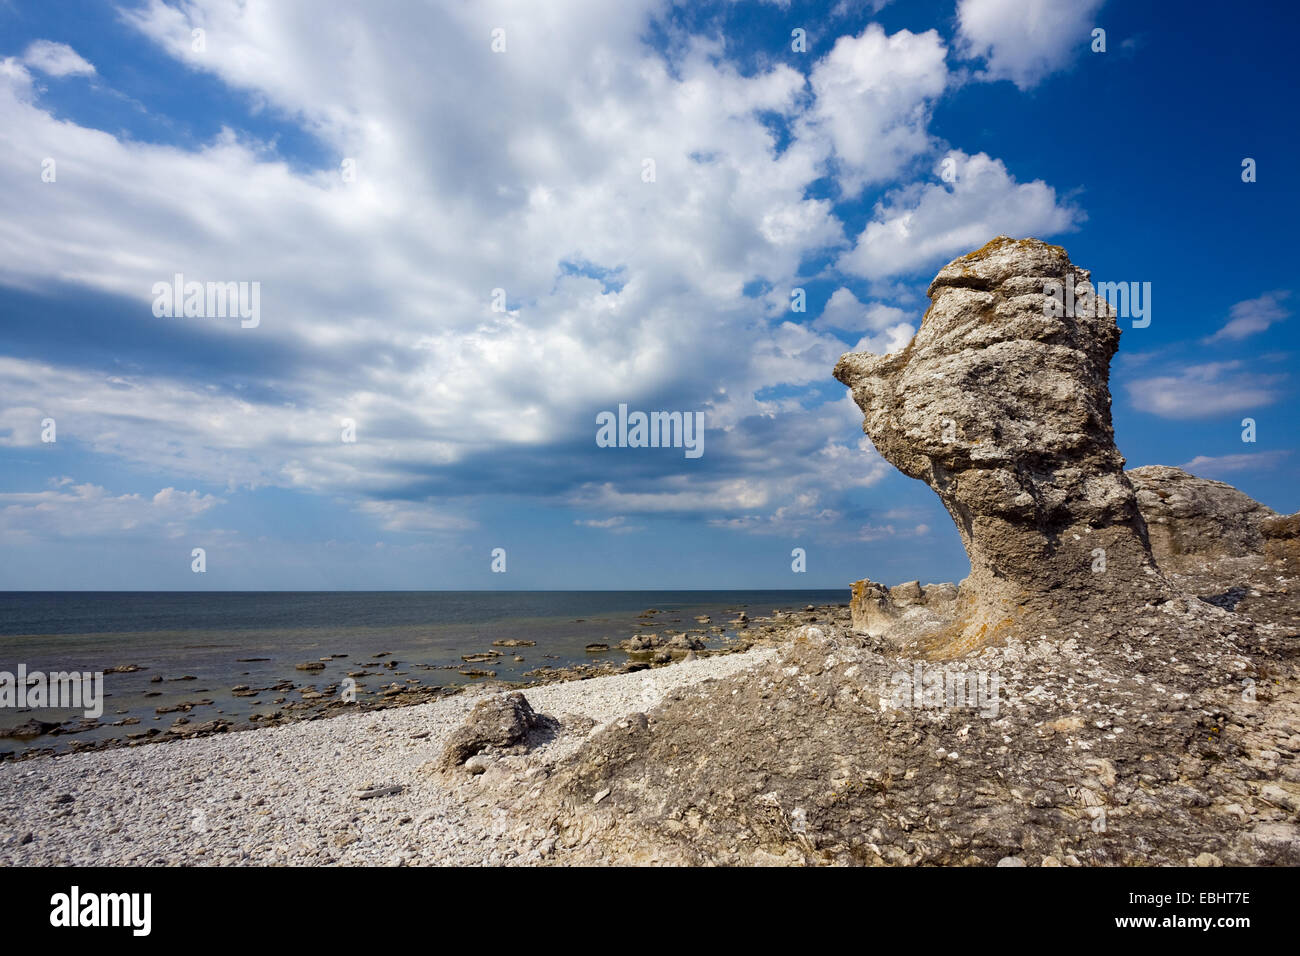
(0, 590, 845, 750)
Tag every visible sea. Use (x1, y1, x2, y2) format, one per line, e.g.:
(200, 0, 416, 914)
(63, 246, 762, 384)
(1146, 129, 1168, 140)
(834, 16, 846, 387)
(0, 590, 845, 751)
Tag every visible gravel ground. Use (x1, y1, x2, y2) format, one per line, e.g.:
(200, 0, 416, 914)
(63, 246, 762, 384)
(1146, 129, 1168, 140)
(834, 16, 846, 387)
(0, 647, 775, 866)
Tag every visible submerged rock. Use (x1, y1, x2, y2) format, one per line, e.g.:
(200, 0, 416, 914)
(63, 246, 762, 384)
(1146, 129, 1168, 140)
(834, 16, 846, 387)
(4, 719, 62, 740)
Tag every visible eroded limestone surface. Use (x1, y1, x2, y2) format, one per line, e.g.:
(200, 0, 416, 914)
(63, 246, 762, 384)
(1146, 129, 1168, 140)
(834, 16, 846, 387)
(835, 237, 1165, 648)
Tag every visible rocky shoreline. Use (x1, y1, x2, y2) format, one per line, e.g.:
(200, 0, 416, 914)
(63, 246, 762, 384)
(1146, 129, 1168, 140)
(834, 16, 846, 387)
(5, 557, 1294, 866)
(0, 644, 783, 865)
(1, 602, 838, 762)
(429, 238, 1298, 866)
(5, 237, 1297, 867)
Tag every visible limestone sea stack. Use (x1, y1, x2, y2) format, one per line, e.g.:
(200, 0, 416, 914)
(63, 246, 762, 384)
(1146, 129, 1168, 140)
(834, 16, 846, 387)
(834, 237, 1166, 649)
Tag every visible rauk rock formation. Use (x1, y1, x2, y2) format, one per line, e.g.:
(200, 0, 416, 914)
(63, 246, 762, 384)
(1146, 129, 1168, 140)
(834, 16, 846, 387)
(834, 237, 1165, 648)
(431, 238, 1300, 867)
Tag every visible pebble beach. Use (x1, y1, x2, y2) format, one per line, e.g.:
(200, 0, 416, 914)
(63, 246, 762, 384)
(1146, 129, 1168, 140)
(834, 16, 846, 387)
(0, 646, 776, 866)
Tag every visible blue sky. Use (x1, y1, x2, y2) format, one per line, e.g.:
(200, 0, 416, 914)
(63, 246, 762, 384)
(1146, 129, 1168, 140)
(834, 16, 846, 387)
(0, 0, 1296, 590)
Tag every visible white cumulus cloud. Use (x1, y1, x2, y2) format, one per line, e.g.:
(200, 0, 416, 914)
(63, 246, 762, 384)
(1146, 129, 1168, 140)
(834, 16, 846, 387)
(838, 151, 1081, 280)
(20, 40, 96, 77)
(0, 2, 1082, 539)
(956, 0, 1106, 90)
(800, 23, 949, 196)
(0, 480, 220, 538)
(812, 287, 909, 332)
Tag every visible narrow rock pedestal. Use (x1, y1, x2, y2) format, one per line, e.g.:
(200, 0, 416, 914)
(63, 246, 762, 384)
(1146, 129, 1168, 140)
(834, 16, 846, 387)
(835, 237, 1166, 649)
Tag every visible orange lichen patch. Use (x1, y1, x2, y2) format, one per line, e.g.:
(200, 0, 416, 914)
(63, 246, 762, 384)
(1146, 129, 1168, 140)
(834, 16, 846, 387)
(959, 235, 1066, 263)
(913, 599, 1022, 660)
(1039, 716, 1085, 736)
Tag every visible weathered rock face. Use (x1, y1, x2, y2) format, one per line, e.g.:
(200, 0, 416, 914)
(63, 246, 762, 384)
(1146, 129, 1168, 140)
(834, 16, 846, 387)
(504, 607, 1300, 866)
(848, 579, 889, 633)
(834, 237, 1164, 645)
(1128, 465, 1277, 570)
(1263, 513, 1300, 562)
(849, 578, 957, 644)
(458, 235, 1300, 868)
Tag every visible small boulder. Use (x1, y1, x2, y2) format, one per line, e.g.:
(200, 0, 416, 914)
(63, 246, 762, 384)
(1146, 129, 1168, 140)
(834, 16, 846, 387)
(888, 581, 924, 606)
(352, 784, 403, 800)
(620, 634, 656, 652)
(849, 578, 891, 635)
(923, 582, 959, 604)
(437, 692, 544, 771)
